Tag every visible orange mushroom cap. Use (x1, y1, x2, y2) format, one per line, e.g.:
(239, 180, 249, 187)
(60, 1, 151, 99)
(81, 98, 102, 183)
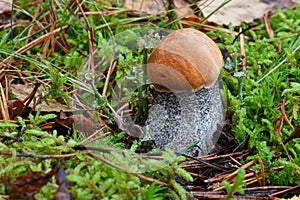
(147, 28, 223, 92)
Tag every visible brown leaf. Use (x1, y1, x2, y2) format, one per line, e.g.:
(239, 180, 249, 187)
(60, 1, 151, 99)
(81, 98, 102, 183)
(124, 0, 300, 26)
(53, 112, 97, 136)
(59, 110, 68, 120)
(261, 0, 296, 10)
(7, 99, 24, 119)
(11, 84, 72, 112)
(124, 0, 166, 15)
(54, 167, 72, 200)
(0, 0, 13, 25)
(124, 0, 195, 17)
(198, 0, 300, 25)
(9, 167, 58, 199)
(71, 114, 97, 134)
(0, 0, 12, 14)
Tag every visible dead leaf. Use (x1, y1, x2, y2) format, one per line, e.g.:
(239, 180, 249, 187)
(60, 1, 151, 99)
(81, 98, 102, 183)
(54, 167, 72, 200)
(0, 0, 13, 25)
(53, 111, 75, 130)
(124, 0, 300, 26)
(9, 167, 58, 199)
(0, 0, 12, 14)
(198, 0, 300, 25)
(124, 0, 166, 15)
(124, 0, 195, 17)
(11, 84, 72, 112)
(7, 99, 24, 119)
(71, 114, 97, 134)
(52, 111, 97, 135)
(261, 0, 296, 10)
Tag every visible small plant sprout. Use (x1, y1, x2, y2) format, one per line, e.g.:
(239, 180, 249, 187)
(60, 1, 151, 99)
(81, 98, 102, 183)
(222, 168, 246, 200)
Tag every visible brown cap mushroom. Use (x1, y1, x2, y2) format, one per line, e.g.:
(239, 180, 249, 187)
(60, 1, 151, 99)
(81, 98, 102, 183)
(147, 28, 223, 92)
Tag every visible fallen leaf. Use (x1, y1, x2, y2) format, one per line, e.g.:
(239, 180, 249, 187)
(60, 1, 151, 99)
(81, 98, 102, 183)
(9, 167, 58, 199)
(7, 99, 24, 119)
(124, 0, 196, 17)
(71, 114, 97, 134)
(0, 0, 13, 25)
(124, 0, 300, 26)
(124, 0, 166, 15)
(54, 167, 72, 200)
(0, 0, 12, 14)
(198, 0, 300, 25)
(11, 84, 72, 112)
(52, 111, 97, 136)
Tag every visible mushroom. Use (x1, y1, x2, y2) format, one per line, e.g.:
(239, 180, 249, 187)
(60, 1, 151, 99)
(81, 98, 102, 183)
(145, 28, 225, 156)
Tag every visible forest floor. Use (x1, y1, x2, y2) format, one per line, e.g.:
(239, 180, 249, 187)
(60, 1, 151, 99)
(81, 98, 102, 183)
(0, 1, 299, 199)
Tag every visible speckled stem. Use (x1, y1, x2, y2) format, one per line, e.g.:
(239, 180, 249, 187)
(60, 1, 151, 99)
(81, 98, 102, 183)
(145, 80, 225, 156)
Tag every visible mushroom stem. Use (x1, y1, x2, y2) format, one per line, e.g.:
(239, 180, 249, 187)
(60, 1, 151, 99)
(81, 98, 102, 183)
(146, 80, 225, 156)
